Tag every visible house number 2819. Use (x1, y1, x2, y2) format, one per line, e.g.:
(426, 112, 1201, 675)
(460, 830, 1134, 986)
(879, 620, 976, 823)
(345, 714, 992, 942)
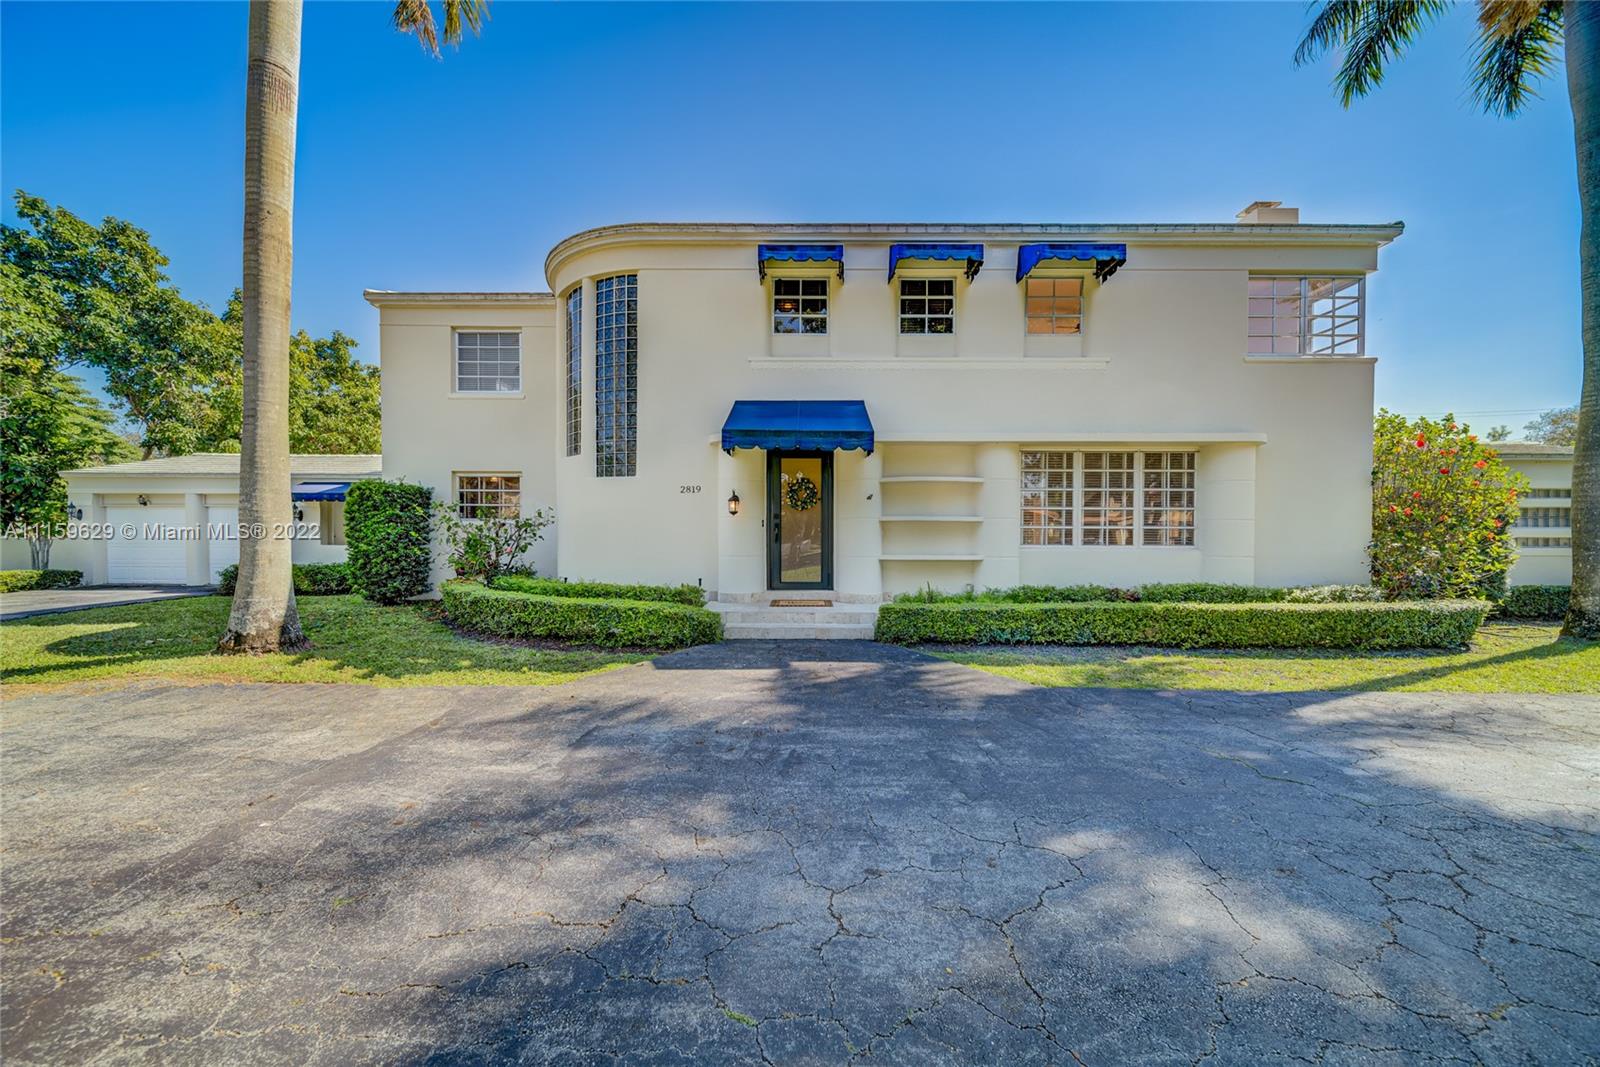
(679, 485, 702, 494)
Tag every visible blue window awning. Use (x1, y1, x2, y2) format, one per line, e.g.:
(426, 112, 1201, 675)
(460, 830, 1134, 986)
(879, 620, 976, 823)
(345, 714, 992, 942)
(887, 243, 984, 282)
(1016, 242, 1127, 283)
(758, 244, 845, 281)
(291, 482, 351, 502)
(721, 400, 874, 454)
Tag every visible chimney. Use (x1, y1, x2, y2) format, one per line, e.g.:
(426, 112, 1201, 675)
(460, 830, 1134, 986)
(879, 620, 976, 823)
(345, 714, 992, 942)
(1235, 200, 1300, 224)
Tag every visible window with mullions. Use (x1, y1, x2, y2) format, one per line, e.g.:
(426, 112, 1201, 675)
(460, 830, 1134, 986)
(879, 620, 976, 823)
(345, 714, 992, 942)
(454, 331, 521, 392)
(1021, 451, 1073, 545)
(1247, 277, 1363, 355)
(594, 274, 638, 477)
(1516, 506, 1572, 529)
(1024, 277, 1083, 335)
(456, 474, 521, 519)
(899, 278, 954, 334)
(565, 289, 582, 456)
(1082, 451, 1136, 546)
(1142, 452, 1196, 546)
(773, 278, 828, 334)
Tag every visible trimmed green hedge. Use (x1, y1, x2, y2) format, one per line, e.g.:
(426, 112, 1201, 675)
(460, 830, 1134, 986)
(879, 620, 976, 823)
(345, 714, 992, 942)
(893, 582, 1387, 605)
(345, 480, 433, 604)
(1499, 584, 1570, 620)
(490, 574, 705, 606)
(217, 562, 352, 597)
(0, 569, 83, 593)
(875, 600, 1490, 650)
(1138, 582, 1285, 603)
(443, 581, 722, 649)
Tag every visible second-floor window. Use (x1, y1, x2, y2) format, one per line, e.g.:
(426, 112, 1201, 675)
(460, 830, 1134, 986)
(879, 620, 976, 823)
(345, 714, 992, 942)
(565, 289, 582, 456)
(899, 278, 954, 334)
(1248, 276, 1363, 355)
(595, 274, 638, 478)
(455, 331, 521, 393)
(773, 278, 828, 334)
(1024, 277, 1083, 335)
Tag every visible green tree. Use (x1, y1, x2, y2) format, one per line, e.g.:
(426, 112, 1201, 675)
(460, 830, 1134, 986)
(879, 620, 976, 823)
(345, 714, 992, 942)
(223, 0, 485, 652)
(1523, 404, 1578, 444)
(1486, 424, 1513, 441)
(1371, 411, 1526, 600)
(0, 193, 238, 459)
(1296, 1, 1597, 636)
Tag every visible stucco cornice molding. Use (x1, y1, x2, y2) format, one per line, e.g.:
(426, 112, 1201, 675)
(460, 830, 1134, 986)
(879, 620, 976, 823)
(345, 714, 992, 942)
(545, 220, 1405, 284)
(363, 290, 554, 308)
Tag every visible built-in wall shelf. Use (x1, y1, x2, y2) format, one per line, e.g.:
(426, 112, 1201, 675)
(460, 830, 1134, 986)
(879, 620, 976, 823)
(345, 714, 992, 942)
(880, 554, 984, 562)
(879, 515, 983, 523)
(879, 475, 984, 484)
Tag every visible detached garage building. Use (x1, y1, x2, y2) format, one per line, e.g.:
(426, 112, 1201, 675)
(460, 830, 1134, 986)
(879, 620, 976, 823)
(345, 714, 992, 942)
(29, 454, 381, 586)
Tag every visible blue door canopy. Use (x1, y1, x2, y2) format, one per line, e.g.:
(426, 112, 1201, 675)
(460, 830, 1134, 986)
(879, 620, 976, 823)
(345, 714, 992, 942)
(887, 243, 984, 282)
(757, 244, 845, 281)
(721, 400, 874, 454)
(1016, 242, 1128, 283)
(291, 482, 351, 501)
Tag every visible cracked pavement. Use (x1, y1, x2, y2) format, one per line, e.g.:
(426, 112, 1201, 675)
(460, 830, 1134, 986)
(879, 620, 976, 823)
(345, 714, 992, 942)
(2, 641, 1598, 1064)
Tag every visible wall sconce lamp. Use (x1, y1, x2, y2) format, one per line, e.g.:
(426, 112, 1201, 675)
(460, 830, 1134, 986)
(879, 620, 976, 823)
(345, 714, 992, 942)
(727, 490, 741, 516)
(136, 495, 150, 507)
(294, 505, 305, 521)
(67, 503, 84, 521)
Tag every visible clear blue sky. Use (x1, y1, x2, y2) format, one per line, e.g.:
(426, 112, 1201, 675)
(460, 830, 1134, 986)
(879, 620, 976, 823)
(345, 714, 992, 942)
(1, 1, 1582, 432)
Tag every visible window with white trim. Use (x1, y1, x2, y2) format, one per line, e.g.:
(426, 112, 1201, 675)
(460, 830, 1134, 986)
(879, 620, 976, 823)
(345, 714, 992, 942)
(454, 331, 521, 392)
(594, 274, 638, 478)
(899, 278, 954, 334)
(1024, 277, 1083, 335)
(1082, 451, 1135, 545)
(773, 278, 828, 334)
(455, 473, 521, 519)
(565, 289, 582, 456)
(1142, 452, 1196, 546)
(1247, 277, 1363, 355)
(1021, 450, 1073, 545)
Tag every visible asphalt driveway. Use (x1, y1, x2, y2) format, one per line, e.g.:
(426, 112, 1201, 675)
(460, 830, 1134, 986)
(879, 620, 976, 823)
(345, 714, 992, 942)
(0, 585, 212, 621)
(3, 643, 1597, 1065)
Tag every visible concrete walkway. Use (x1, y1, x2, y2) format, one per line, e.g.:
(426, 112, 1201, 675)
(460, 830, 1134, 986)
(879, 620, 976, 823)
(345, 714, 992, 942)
(0, 585, 213, 621)
(2, 642, 1597, 1064)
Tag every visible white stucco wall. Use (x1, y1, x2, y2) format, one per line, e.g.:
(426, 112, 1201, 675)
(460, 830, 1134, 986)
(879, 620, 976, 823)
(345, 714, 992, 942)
(373, 222, 1394, 599)
(1504, 454, 1574, 586)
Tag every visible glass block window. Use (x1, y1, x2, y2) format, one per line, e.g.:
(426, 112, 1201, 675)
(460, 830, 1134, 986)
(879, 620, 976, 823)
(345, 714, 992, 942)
(1024, 277, 1083, 335)
(1082, 451, 1135, 546)
(773, 278, 828, 334)
(1248, 277, 1363, 355)
(594, 274, 638, 478)
(1020, 450, 1073, 546)
(565, 289, 582, 457)
(1142, 452, 1196, 546)
(1516, 506, 1572, 529)
(456, 473, 521, 519)
(899, 278, 955, 334)
(1522, 488, 1571, 498)
(1517, 536, 1572, 548)
(454, 331, 521, 392)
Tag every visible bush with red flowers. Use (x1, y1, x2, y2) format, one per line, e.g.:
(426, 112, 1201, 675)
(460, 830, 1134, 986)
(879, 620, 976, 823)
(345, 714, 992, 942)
(1371, 411, 1526, 600)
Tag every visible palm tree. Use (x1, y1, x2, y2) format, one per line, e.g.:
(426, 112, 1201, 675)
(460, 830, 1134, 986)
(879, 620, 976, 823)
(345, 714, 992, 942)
(1297, 1, 1598, 638)
(220, 0, 485, 653)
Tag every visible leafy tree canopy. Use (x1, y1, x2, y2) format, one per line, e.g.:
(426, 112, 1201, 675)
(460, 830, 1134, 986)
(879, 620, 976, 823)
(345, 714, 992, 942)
(1522, 405, 1578, 446)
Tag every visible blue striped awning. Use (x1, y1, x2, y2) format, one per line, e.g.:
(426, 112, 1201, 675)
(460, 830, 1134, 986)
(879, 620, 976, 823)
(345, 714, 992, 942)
(291, 482, 351, 502)
(757, 244, 845, 280)
(721, 400, 874, 454)
(887, 243, 984, 282)
(1016, 242, 1127, 282)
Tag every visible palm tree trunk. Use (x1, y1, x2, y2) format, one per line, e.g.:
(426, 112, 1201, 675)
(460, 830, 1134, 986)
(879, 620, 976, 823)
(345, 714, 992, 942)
(220, 0, 308, 653)
(1565, 0, 1600, 638)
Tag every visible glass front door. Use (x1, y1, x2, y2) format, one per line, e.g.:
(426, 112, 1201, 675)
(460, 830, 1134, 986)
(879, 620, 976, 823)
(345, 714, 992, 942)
(767, 451, 833, 589)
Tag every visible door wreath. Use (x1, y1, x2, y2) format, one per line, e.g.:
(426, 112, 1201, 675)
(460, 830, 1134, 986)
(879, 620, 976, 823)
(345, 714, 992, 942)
(784, 473, 820, 512)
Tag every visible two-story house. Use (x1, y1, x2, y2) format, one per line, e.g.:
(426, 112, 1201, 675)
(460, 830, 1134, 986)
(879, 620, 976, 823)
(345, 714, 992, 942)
(368, 202, 1401, 608)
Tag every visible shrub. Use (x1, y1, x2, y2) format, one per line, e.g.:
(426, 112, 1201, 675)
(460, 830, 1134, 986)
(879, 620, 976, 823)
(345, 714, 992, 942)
(1371, 411, 1525, 600)
(996, 584, 1138, 603)
(0, 568, 82, 593)
(874, 600, 1488, 650)
(491, 574, 705, 606)
(345, 480, 433, 604)
(443, 581, 721, 649)
(435, 503, 555, 582)
(217, 562, 353, 597)
(1499, 584, 1570, 620)
(1139, 583, 1285, 603)
(1283, 584, 1385, 603)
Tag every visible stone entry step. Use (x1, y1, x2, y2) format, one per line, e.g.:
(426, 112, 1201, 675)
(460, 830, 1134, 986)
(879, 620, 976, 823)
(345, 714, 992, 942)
(712, 600, 880, 641)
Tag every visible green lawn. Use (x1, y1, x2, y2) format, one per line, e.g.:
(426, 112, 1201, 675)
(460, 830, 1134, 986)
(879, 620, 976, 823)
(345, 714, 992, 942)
(930, 622, 1599, 694)
(1, 595, 647, 688)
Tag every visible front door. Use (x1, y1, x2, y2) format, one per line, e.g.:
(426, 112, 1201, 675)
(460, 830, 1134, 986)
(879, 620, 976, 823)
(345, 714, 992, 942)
(767, 451, 833, 590)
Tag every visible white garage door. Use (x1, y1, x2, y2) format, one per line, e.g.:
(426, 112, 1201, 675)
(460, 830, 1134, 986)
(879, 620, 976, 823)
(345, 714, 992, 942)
(207, 506, 240, 582)
(106, 506, 188, 585)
